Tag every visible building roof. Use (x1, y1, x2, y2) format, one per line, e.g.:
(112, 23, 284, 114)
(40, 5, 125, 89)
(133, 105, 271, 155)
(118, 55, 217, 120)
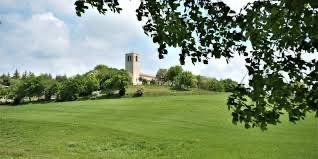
(140, 73, 156, 79)
(126, 52, 140, 56)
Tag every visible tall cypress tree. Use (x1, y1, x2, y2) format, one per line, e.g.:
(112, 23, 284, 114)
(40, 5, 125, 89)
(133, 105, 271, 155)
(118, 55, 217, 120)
(13, 69, 20, 79)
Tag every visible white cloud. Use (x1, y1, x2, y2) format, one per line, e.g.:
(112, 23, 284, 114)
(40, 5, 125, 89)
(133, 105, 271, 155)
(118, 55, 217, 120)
(2, 12, 70, 57)
(0, 0, 250, 82)
(0, 0, 75, 16)
(0, 12, 71, 74)
(24, 13, 70, 54)
(29, 0, 75, 16)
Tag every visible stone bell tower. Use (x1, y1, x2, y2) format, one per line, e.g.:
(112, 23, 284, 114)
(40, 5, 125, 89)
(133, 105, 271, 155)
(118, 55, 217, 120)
(125, 53, 140, 85)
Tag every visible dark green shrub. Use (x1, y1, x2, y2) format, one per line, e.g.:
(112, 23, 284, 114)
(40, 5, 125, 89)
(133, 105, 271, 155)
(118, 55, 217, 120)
(134, 88, 144, 97)
(57, 79, 79, 101)
(119, 88, 126, 96)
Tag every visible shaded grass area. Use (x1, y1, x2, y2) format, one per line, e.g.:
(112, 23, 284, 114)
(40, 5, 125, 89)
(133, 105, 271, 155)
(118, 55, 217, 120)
(126, 85, 218, 97)
(0, 94, 317, 159)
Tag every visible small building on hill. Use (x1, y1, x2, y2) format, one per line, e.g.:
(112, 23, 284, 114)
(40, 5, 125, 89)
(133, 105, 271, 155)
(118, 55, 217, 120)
(125, 53, 155, 85)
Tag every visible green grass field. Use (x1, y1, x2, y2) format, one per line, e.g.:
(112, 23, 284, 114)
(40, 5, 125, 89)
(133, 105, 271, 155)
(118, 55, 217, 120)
(0, 93, 317, 159)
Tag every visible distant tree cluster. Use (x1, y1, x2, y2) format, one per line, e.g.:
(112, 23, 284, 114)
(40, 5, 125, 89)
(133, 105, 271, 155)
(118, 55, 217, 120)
(155, 66, 238, 91)
(0, 66, 131, 105)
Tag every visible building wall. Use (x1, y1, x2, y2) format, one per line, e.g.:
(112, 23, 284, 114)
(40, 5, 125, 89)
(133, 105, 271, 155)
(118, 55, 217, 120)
(140, 74, 156, 81)
(125, 53, 140, 85)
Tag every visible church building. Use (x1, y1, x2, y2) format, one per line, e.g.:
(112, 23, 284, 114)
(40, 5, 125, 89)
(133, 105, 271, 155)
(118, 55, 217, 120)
(125, 53, 156, 85)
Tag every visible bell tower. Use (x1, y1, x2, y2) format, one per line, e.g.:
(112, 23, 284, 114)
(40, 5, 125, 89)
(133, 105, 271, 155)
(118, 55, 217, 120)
(125, 53, 140, 85)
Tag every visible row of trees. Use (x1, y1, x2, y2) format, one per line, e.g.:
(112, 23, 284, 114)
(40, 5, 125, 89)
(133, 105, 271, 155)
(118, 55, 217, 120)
(0, 65, 131, 104)
(0, 65, 238, 104)
(155, 66, 238, 92)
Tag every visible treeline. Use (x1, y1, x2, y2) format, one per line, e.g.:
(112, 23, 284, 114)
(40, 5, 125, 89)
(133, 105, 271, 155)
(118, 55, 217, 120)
(0, 65, 238, 105)
(0, 65, 131, 104)
(155, 66, 238, 92)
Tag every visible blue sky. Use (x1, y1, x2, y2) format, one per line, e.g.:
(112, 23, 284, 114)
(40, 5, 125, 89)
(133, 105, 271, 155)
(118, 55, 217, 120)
(0, 0, 254, 82)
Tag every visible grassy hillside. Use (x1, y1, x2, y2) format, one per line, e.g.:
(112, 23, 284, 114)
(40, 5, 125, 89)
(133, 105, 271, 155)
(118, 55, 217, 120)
(0, 94, 317, 159)
(126, 85, 218, 97)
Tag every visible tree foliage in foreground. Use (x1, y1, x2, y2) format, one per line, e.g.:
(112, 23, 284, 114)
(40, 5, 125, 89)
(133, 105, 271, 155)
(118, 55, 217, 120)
(75, 0, 318, 129)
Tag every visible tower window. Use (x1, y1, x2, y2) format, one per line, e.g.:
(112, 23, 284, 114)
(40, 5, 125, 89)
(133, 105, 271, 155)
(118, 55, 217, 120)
(127, 56, 132, 61)
(136, 56, 138, 62)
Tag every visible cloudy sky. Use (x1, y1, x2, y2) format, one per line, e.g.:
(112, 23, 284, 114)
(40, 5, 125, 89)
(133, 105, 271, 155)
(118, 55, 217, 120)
(0, 0, 254, 82)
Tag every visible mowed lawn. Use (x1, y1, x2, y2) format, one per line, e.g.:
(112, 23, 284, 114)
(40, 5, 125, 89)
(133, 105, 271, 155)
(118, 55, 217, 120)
(0, 94, 317, 159)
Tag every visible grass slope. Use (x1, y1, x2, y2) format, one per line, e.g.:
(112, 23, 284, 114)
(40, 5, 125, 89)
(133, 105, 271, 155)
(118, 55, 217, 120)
(126, 85, 218, 97)
(0, 94, 317, 159)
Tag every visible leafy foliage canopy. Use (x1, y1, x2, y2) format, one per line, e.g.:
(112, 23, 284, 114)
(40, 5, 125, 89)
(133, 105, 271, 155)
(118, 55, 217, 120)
(75, 0, 318, 129)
